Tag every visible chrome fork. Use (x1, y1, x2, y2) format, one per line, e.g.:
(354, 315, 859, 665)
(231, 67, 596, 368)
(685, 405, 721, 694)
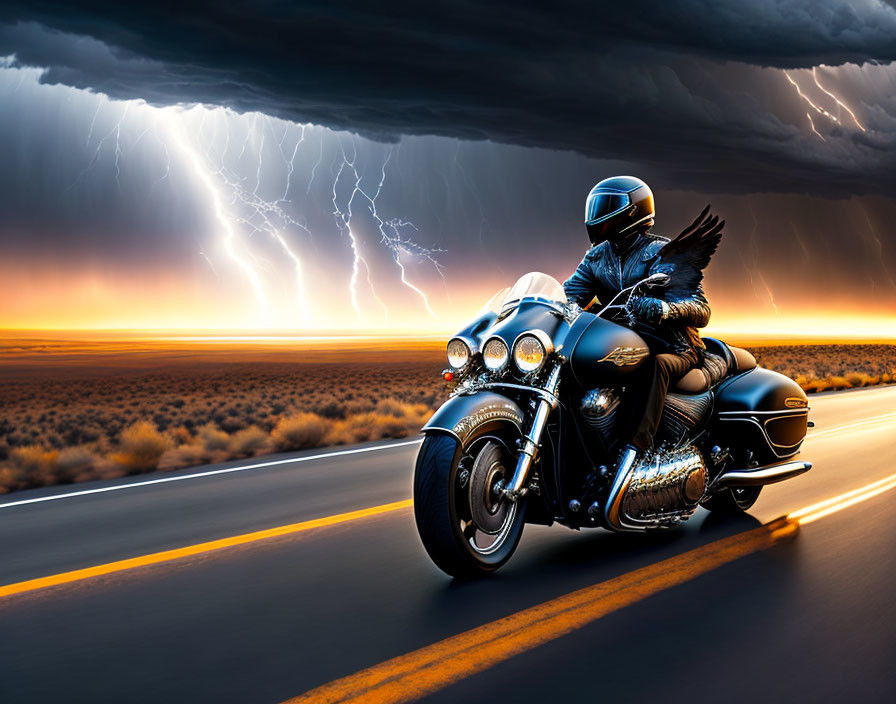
(502, 364, 562, 500)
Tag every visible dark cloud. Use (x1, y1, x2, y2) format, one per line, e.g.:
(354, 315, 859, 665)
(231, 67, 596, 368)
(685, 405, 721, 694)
(0, 2, 895, 196)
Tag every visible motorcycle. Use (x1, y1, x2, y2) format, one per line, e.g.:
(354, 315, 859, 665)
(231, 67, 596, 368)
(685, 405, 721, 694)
(413, 271, 812, 576)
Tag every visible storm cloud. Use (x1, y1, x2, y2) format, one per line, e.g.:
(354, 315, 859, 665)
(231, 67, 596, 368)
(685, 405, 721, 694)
(1, 1, 895, 196)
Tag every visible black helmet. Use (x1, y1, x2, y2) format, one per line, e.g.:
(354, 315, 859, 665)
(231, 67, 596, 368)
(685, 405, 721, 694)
(585, 176, 655, 246)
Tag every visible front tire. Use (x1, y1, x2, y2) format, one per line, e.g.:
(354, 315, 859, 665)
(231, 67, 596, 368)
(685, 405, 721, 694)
(413, 432, 526, 577)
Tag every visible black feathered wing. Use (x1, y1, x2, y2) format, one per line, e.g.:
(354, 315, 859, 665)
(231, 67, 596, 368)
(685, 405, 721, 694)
(653, 205, 724, 296)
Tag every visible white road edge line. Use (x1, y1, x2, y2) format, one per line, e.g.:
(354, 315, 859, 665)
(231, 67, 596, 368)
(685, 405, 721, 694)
(0, 438, 424, 510)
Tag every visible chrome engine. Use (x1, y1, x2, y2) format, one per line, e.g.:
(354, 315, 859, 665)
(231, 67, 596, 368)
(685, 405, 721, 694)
(580, 388, 620, 444)
(619, 445, 707, 526)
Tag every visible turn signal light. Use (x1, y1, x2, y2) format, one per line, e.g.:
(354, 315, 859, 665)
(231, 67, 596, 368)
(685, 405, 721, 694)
(443, 371, 454, 381)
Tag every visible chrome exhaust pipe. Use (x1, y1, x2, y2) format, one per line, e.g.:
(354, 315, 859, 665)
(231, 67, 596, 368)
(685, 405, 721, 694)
(710, 460, 812, 490)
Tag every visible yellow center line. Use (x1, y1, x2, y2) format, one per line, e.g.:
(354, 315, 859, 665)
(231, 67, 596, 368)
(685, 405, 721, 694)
(0, 499, 412, 599)
(283, 472, 896, 704)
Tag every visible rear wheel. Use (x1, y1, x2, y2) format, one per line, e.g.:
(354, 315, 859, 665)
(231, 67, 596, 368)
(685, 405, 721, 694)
(701, 486, 761, 513)
(413, 432, 526, 577)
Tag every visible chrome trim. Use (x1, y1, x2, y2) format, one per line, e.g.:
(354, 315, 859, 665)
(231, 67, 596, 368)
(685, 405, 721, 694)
(604, 446, 639, 530)
(718, 414, 806, 458)
(456, 380, 559, 407)
(467, 500, 519, 555)
(717, 408, 809, 416)
(449, 334, 479, 356)
(503, 364, 562, 499)
(709, 460, 812, 490)
(512, 328, 554, 374)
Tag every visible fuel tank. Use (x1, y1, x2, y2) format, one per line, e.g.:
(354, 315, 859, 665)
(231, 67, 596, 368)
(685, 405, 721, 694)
(567, 314, 651, 388)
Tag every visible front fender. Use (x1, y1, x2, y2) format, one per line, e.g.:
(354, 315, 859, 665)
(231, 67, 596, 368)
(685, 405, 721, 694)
(423, 392, 524, 446)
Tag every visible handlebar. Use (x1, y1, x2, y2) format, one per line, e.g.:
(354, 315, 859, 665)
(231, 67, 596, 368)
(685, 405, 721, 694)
(594, 272, 669, 320)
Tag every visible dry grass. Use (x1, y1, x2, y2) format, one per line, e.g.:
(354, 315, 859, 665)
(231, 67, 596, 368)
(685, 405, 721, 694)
(0, 338, 893, 494)
(750, 344, 896, 393)
(0, 339, 444, 493)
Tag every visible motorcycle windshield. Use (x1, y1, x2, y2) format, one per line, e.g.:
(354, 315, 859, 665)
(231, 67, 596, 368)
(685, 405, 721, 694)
(477, 286, 511, 316)
(500, 272, 567, 310)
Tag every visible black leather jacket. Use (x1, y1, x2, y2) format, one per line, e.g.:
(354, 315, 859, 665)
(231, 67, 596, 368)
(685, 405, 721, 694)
(563, 232, 710, 360)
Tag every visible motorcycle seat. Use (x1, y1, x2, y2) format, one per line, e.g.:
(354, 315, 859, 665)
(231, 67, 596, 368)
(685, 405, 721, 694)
(672, 352, 728, 394)
(702, 336, 757, 374)
(673, 338, 758, 394)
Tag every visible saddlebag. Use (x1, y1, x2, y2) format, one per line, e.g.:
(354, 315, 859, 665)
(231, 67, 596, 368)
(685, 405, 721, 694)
(712, 367, 809, 461)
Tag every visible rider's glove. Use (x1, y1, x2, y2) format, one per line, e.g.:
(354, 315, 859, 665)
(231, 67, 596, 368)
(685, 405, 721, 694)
(630, 296, 669, 324)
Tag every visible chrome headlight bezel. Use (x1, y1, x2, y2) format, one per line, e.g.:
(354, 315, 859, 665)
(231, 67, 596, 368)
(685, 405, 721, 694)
(512, 329, 554, 374)
(482, 336, 510, 372)
(446, 337, 474, 370)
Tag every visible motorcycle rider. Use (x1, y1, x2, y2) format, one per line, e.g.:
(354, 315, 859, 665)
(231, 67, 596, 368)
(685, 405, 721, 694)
(563, 176, 713, 496)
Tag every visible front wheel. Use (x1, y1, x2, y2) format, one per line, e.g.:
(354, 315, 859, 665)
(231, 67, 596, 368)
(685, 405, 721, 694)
(413, 433, 526, 577)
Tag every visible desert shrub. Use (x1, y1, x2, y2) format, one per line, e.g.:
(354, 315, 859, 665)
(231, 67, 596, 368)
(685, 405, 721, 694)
(56, 446, 99, 483)
(802, 379, 828, 393)
(315, 401, 346, 419)
(0, 445, 57, 490)
(157, 443, 206, 471)
(110, 421, 173, 473)
(229, 426, 268, 457)
(325, 403, 432, 445)
(375, 398, 405, 416)
(826, 376, 851, 391)
(0, 467, 16, 493)
(9, 445, 59, 474)
(845, 372, 876, 387)
(271, 412, 330, 451)
(168, 425, 193, 445)
(197, 423, 230, 452)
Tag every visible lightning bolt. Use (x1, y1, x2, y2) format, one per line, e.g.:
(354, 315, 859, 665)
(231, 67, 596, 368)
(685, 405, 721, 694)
(784, 69, 867, 141)
(277, 122, 306, 202)
(67, 101, 130, 192)
(812, 67, 866, 132)
(162, 112, 269, 318)
(365, 151, 440, 317)
(381, 219, 445, 316)
(39, 65, 442, 329)
(806, 112, 825, 141)
(330, 140, 388, 317)
(112, 103, 130, 191)
(784, 71, 839, 125)
(149, 120, 171, 192)
(307, 138, 324, 195)
(855, 201, 896, 293)
(741, 201, 778, 314)
(217, 161, 313, 325)
(329, 140, 443, 318)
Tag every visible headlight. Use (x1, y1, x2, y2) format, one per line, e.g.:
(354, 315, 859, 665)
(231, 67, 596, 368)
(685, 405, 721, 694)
(482, 337, 509, 371)
(513, 330, 554, 374)
(446, 338, 471, 369)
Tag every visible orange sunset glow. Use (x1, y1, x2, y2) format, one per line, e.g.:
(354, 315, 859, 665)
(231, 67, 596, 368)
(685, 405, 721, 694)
(2, 260, 893, 341)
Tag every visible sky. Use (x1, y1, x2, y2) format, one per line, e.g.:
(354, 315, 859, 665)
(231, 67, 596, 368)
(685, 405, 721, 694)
(0, 2, 894, 336)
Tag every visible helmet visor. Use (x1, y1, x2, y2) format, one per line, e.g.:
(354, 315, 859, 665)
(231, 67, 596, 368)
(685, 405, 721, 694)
(585, 191, 629, 225)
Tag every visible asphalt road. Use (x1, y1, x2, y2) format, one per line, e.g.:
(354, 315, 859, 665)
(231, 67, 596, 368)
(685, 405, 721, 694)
(1, 385, 895, 703)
